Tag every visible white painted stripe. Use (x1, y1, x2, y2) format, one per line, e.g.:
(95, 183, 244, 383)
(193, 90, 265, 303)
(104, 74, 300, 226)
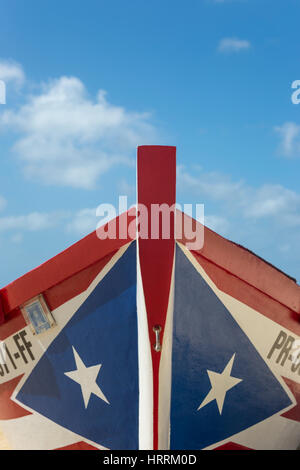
(233, 415, 300, 450)
(137, 237, 153, 450)
(0, 413, 107, 450)
(206, 415, 300, 450)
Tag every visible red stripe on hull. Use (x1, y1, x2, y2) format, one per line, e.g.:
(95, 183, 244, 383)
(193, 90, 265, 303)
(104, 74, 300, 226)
(0, 296, 4, 324)
(44, 252, 116, 312)
(177, 211, 300, 315)
(191, 250, 300, 337)
(137, 146, 176, 450)
(281, 377, 300, 422)
(0, 212, 135, 318)
(0, 374, 31, 419)
(0, 253, 117, 340)
(0, 311, 26, 341)
(214, 441, 253, 450)
(56, 441, 99, 450)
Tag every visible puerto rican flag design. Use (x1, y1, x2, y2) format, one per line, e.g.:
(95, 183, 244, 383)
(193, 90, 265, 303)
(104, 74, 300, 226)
(0, 146, 299, 450)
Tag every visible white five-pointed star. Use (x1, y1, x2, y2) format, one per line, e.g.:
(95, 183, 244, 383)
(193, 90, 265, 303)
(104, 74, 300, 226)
(64, 347, 110, 408)
(197, 353, 242, 415)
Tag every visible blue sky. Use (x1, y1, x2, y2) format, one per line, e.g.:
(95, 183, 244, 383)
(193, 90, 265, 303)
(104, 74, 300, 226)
(0, 0, 300, 286)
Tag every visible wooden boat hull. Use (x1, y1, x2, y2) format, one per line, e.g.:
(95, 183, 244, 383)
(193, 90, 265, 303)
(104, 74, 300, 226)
(0, 146, 299, 450)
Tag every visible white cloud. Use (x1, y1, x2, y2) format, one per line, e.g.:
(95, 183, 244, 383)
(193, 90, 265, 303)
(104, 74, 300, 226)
(118, 179, 136, 196)
(178, 164, 300, 280)
(177, 165, 246, 202)
(244, 184, 300, 222)
(178, 166, 300, 226)
(66, 208, 98, 236)
(1, 76, 156, 189)
(274, 122, 300, 158)
(11, 233, 23, 244)
(218, 37, 251, 53)
(205, 215, 230, 235)
(0, 60, 25, 86)
(0, 211, 67, 233)
(0, 204, 117, 240)
(0, 206, 100, 240)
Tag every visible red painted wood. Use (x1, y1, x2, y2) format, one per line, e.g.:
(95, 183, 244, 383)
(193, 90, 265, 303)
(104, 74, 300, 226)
(0, 256, 115, 341)
(0, 212, 135, 318)
(0, 375, 32, 419)
(0, 253, 118, 342)
(281, 377, 300, 422)
(0, 258, 115, 341)
(0, 310, 26, 341)
(177, 211, 300, 315)
(56, 441, 98, 450)
(137, 145, 176, 449)
(0, 295, 4, 324)
(214, 441, 253, 450)
(44, 252, 116, 312)
(191, 250, 300, 337)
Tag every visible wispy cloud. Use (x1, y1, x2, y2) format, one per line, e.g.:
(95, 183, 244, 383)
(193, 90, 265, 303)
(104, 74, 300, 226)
(0, 206, 98, 241)
(0, 206, 108, 240)
(178, 165, 300, 227)
(275, 122, 300, 158)
(0, 211, 68, 233)
(177, 165, 246, 203)
(218, 37, 251, 53)
(178, 164, 300, 278)
(204, 214, 230, 236)
(0, 59, 25, 86)
(1, 75, 157, 189)
(11, 233, 23, 244)
(118, 179, 136, 197)
(66, 208, 98, 236)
